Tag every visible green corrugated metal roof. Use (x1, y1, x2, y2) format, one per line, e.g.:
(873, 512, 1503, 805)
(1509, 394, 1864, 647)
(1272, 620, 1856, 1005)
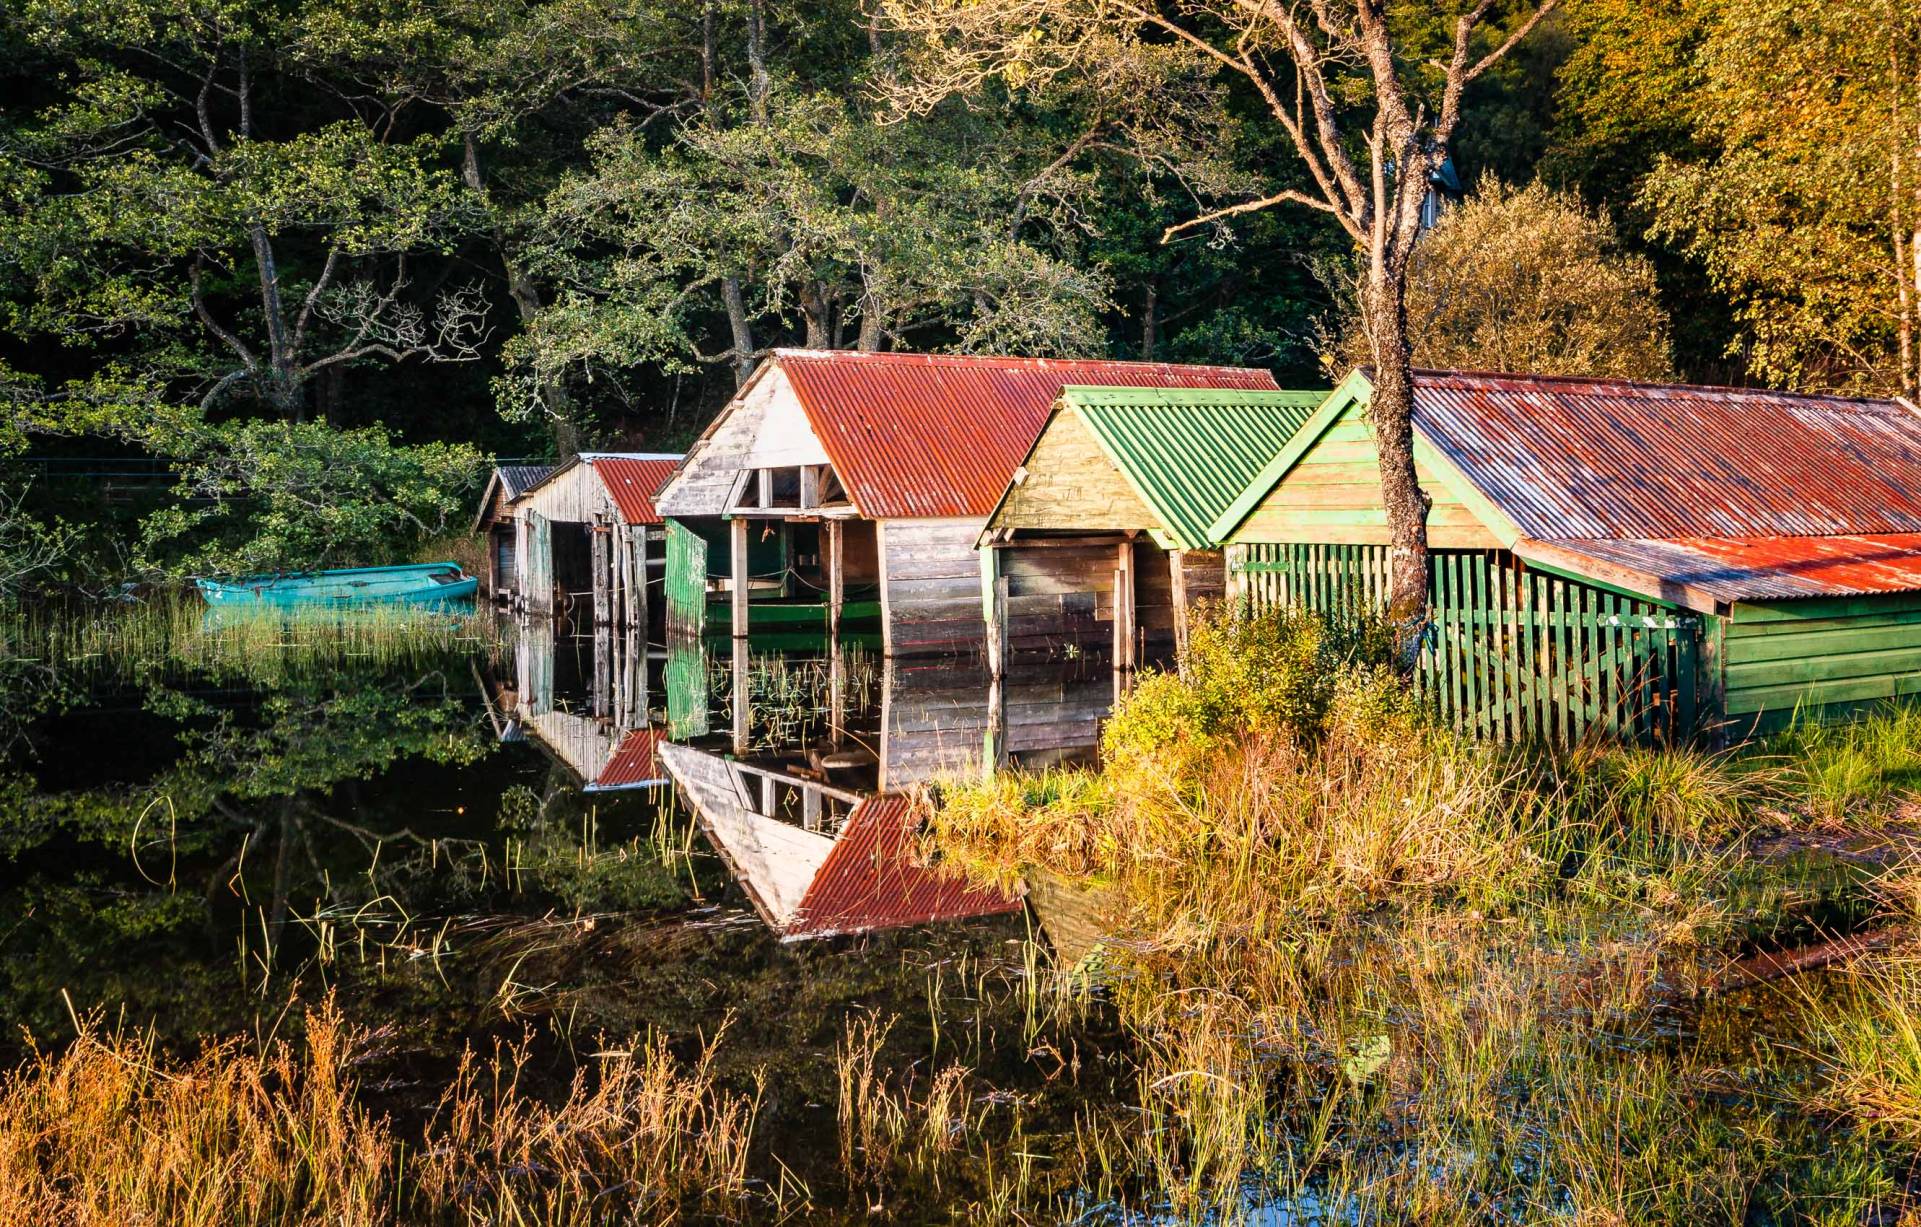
(1060, 385, 1327, 549)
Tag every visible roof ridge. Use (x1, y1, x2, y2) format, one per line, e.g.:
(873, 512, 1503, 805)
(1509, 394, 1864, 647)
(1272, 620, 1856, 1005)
(771, 347, 1269, 377)
(1405, 366, 1898, 410)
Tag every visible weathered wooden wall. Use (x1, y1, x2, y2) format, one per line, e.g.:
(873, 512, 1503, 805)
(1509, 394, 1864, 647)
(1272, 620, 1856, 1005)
(655, 366, 833, 517)
(1721, 593, 1921, 734)
(517, 461, 618, 527)
(1236, 401, 1499, 548)
(996, 541, 1177, 667)
(994, 412, 1152, 532)
(879, 517, 992, 655)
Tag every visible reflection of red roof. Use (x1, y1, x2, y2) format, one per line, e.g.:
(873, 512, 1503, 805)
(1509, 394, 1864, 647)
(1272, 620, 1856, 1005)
(1408, 370, 1921, 540)
(777, 350, 1279, 519)
(586, 455, 680, 526)
(587, 727, 667, 791)
(786, 793, 1018, 939)
(1542, 534, 1921, 601)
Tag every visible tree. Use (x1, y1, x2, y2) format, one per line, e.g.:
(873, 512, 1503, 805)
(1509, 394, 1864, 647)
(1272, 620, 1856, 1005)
(2, 0, 489, 428)
(880, 0, 1560, 673)
(1324, 178, 1671, 379)
(1629, 0, 1921, 396)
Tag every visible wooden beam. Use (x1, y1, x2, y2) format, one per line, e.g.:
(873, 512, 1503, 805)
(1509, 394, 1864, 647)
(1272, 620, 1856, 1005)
(799, 465, 820, 510)
(757, 468, 773, 509)
(1170, 548, 1190, 662)
(730, 515, 750, 638)
(985, 534, 1137, 550)
(732, 636, 751, 756)
(1115, 541, 1137, 676)
(632, 527, 650, 637)
(825, 517, 844, 643)
(876, 521, 893, 658)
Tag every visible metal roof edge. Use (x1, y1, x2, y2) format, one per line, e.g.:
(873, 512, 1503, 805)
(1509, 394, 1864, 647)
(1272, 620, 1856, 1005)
(580, 451, 684, 462)
(1410, 366, 1902, 410)
(1057, 384, 1327, 407)
(1511, 537, 1722, 614)
(1208, 372, 1366, 542)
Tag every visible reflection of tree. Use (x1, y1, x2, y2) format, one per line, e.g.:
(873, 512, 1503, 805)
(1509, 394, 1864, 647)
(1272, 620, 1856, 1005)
(0, 662, 497, 1048)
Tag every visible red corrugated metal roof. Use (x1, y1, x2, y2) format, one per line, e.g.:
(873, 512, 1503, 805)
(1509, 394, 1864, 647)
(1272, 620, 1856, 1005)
(1410, 370, 1921, 540)
(585, 455, 681, 526)
(1541, 534, 1921, 601)
(785, 793, 1019, 939)
(587, 727, 668, 791)
(777, 350, 1279, 519)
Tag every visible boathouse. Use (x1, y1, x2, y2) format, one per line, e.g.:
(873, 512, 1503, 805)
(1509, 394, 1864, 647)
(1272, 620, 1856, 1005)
(514, 453, 681, 626)
(1211, 368, 1921, 742)
(650, 350, 1280, 654)
(472, 464, 554, 599)
(980, 385, 1325, 670)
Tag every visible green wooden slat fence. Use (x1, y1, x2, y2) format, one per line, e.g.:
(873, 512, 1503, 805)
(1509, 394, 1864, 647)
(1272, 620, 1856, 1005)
(1228, 544, 1703, 745)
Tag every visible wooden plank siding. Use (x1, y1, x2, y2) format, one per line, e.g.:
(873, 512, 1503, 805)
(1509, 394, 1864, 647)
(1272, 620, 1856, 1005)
(996, 541, 1177, 667)
(1234, 403, 1501, 549)
(879, 517, 993, 656)
(1230, 544, 1705, 745)
(1720, 593, 1921, 732)
(994, 412, 1156, 532)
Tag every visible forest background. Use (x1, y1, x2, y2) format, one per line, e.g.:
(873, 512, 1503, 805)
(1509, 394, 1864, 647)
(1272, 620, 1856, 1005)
(0, 0, 1914, 582)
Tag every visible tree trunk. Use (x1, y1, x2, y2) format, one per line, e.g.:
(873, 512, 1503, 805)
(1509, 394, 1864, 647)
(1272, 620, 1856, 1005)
(856, 292, 885, 351)
(1361, 274, 1432, 676)
(1141, 280, 1158, 361)
(801, 282, 830, 348)
(747, 0, 770, 123)
(722, 276, 758, 387)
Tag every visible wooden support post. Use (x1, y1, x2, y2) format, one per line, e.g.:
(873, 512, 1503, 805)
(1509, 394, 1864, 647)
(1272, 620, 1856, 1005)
(1170, 547, 1190, 663)
(632, 528, 650, 639)
(760, 774, 776, 816)
(732, 636, 751, 756)
(828, 642, 847, 746)
(591, 521, 612, 626)
(825, 518, 844, 644)
(593, 624, 613, 718)
(757, 468, 773, 509)
(802, 785, 822, 831)
(730, 515, 749, 639)
(985, 573, 1009, 777)
(513, 514, 529, 611)
(799, 465, 820, 510)
(1114, 540, 1137, 673)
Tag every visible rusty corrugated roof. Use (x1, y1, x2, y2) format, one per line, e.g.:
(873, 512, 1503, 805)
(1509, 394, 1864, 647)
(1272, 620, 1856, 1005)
(1410, 370, 1921, 540)
(785, 793, 1019, 940)
(585, 727, 668, 791)
(777, 350, 1279, 519)
(582, 454, 681, 526)
(1537, 534, 1921, 602)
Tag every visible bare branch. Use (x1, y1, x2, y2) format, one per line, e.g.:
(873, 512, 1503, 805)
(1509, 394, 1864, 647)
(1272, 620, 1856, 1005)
(1161, 188, 1342, 242)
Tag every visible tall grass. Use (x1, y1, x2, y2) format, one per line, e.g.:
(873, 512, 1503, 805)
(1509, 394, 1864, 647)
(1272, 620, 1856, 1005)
(0, 1002, 773, 1226)
(0, 595, 500, 683)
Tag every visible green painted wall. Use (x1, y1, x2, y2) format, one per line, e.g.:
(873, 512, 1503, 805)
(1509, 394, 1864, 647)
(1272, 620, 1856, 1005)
(1719, 593, 1921, 733)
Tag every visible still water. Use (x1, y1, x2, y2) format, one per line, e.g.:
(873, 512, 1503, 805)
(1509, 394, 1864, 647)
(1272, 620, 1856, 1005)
(0, 605, 1135, 1219)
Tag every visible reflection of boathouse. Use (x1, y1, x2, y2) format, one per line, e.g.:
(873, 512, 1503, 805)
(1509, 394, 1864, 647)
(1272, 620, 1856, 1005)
(658, 742, 1017, 941)
(651, 350, 1280, 653)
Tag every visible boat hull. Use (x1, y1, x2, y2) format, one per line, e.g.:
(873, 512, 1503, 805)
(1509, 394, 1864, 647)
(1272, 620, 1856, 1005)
(196, 563, 478, 608)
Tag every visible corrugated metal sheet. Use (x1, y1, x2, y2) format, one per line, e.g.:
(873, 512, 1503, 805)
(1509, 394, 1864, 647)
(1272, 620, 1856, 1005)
(584, 455, 680, 526)
(1068, 386, 1324, 549)
(778, 350, 1279, 519)
(785, 793, 1019, 940)
(499, 465, 555, 501)
(1540, 534, 1921, 602)
(585, 726, 668, 791)
(1410, 370, 1921, 540)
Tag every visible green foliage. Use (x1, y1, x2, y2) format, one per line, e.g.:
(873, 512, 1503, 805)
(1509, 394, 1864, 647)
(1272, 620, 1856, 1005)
(1100, 608, 1391, 781)
(1324, 177, 1672, 380)
(137, 419, 483, 574)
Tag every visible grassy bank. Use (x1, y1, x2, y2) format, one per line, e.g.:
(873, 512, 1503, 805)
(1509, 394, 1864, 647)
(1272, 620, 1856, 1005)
(928, 610, 1921, 1221)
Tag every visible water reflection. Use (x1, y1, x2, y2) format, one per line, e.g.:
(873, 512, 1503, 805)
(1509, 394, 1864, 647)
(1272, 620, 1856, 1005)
(498, 616, 1126, 944)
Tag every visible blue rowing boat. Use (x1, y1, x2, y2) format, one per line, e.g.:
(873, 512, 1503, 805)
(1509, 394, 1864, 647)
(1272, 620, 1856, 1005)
(195, 562, 478, 607)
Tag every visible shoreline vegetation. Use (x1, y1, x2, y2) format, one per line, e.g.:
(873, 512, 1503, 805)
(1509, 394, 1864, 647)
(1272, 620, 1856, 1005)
(4, 607, 1921, 1223)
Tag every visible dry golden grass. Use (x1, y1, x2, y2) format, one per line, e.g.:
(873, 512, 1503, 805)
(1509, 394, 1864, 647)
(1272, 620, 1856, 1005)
(0, 1001, 393, 1227)
(0, 1002, 768, 1227)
